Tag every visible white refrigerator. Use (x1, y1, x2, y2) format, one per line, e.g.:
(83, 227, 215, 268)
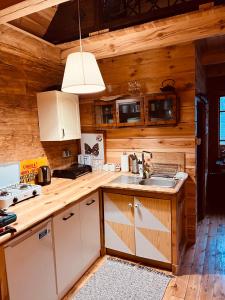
(4, 219, 58, 300)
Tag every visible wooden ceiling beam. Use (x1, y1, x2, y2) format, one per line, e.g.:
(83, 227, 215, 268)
(0, 0, 71, 24)
(59, 5, 225, 62)
(0, 23, 61, 65)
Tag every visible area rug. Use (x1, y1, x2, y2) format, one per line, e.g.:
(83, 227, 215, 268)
(73, 257, 173, 300)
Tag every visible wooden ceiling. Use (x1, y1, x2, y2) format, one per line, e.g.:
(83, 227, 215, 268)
(10, 6, 58, 37)
(2, 0, 225, 45)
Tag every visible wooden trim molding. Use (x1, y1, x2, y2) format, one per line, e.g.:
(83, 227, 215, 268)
(59, 5, 225, 62)
(0, 0, 70, 24)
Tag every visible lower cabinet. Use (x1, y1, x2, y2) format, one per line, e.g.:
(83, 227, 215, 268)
(104, 192, 172, 263)
(4, 220, 58, 300)
(80, 192, 101, 270)
(53, 191, 101, 299)
(53, 203, 83, 299)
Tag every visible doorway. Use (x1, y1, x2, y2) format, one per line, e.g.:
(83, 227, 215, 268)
(196, 94, 208, 221)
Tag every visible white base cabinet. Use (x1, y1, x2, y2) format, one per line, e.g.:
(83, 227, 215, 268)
(53, 192, 101, 299)
(4, 220, 57, 300)
(80, 192, 101, 270)
(53, 204, 83, 299)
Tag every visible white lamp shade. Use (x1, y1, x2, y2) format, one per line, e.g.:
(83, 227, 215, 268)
(61, 52, 106, 94)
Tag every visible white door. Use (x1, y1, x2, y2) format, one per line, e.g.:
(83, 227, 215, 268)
(134, 197, 172, 263)
(80, 192, 101, 270)
(59, 93, 81, 140)
(53, 203, 83, 298)
(4, 220, 57, 300)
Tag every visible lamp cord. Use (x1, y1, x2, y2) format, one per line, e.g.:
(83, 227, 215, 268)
(77, 0, 83, 53)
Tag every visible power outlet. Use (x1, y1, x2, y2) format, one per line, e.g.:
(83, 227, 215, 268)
(62, 150, 72, 158)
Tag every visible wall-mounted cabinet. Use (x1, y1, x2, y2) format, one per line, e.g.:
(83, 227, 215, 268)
(37, 91, 81, 141)
(144, 93, 178, 126)
(95, 101, 116, 128)
(116, 97, 144, 127)
(94, 93, 178, 129)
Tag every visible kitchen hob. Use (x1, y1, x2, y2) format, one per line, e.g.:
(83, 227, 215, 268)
(0, 183, 42, 209)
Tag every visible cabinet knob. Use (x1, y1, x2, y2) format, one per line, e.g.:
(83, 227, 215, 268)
(135, 203, 142, 208)
(128, 203, 133, 208)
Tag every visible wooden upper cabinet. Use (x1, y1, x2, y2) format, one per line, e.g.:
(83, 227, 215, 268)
(144, 93, 178, 126)
(94, 93, 178, 129)
(116, 96, 145, 127)
(94, 101, 117, 128)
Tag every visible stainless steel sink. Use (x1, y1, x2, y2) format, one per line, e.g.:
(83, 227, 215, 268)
(139, 177, 177, 188)
(111, 175, 140, 185)
(110, 175, 178, 188)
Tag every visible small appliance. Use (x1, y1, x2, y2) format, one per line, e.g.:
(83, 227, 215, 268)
(38, 166, 51, 186)
(0, 162, 42, 209)
(52, 163, 92, 180)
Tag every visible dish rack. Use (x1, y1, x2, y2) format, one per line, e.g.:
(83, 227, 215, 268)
(150, 163, 179, 178)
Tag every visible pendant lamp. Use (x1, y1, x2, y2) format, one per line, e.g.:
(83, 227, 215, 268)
(61, 0, 105, 94)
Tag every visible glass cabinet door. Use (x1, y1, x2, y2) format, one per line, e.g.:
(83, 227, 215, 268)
(116, 97, 144, 126)
(95, 101, 116, 127)
(145, 94, 177, 125)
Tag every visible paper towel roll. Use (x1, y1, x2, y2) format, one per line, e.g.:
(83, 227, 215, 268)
(121, 153, 129, 172)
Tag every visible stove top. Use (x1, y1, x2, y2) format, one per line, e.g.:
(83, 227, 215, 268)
(52, 163, 92, 180)
(0, 183, 42, 209)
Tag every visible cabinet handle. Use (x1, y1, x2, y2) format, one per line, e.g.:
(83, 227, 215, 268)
(135, 203, 142, 208)
(62, 128, 65, 138)
(62, 213, 74, 221)
(128, 203, 133, 208)
(86, 199, 95, 206)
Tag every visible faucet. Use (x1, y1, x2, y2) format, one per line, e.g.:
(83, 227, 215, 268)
(142, 151, 153, 179)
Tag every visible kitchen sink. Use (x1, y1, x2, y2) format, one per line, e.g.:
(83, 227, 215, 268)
(139, 177, 177, 188)
(110, 175, 178, 188)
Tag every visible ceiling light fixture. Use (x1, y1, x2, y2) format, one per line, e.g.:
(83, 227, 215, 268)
(61, 0, 105, 94)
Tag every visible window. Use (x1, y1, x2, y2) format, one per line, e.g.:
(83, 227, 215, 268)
(219, 97, 225, 146)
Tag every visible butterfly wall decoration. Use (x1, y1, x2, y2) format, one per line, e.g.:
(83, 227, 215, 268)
(84, 143, 99, 157)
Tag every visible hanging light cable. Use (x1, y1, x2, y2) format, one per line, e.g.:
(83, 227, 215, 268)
(61, 0, 106, 94)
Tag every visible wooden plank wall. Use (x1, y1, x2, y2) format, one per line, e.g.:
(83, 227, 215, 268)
(0, 46, 78, 170)
(80, 42, 197, 243)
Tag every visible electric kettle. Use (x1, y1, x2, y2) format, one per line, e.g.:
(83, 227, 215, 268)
(37, 166, 51, 186)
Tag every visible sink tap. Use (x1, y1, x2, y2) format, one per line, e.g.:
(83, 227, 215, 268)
(142, 151, 153, 179)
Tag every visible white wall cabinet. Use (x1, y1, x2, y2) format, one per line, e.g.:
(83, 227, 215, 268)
(4, 220, 57, 300)
(37, 90, 81, 141)
(53, 203, 83, 299)
(80, 192, 101, 270)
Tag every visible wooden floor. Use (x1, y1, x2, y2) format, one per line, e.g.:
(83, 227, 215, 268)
(65, 215, 225, 300)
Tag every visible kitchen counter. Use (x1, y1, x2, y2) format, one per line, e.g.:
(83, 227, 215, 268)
(0, 171, 186, 245)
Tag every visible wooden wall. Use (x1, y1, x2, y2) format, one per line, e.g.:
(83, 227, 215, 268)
(80, 42, 197, 242)
(0, 48, 78, 170)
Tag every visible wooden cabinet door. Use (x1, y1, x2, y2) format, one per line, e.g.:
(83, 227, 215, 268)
(80, 192, 101, 270)
(134, 196, 172, 263)
(104, 192, 135, 255)
(53, 203, 83, 298)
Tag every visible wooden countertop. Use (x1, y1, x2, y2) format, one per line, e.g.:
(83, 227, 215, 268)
(0, 171, 186, 245)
